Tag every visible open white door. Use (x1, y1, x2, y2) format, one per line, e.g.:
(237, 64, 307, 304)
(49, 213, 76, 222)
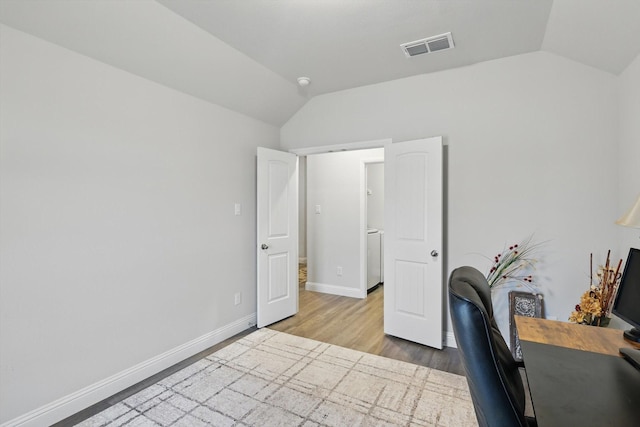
(257, 147, 298, 328)
(384, 137, 443, 348)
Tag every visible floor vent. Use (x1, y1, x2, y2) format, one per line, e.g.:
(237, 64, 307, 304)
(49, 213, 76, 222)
(400, 32, 455, 57)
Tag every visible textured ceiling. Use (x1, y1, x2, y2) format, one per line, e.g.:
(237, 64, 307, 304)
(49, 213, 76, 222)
(542, 0, 640, 75)
(1, 0, 639, 126)
(157, 0, 553, 96)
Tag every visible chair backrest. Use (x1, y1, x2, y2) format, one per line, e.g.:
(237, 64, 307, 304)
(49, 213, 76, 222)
(448, 266, 528, 427)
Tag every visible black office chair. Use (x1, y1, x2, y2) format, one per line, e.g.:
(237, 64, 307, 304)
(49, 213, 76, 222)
(448, 266, 536, 427)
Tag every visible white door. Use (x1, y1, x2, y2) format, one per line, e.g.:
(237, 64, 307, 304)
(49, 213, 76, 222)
(384, 137, 443, 348)
(257, 147, 299, 328)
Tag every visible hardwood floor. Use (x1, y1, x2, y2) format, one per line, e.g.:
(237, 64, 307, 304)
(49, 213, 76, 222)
(268, 282, 465, 376)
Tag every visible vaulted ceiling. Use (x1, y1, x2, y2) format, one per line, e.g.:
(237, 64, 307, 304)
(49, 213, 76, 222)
(2, 1, 639, 126)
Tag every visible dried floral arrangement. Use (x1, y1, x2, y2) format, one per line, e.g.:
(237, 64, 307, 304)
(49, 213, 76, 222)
(568, 251, 622, 327)
(485, 235, 542, 290)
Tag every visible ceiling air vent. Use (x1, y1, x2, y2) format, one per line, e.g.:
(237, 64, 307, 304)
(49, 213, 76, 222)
(400, 32, 455, 58)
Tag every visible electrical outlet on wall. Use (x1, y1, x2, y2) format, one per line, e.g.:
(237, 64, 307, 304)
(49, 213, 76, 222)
(337, 266, 343, 276)
(234, 292, 242, 305)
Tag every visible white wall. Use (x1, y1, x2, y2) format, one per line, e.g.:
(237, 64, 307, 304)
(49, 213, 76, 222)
(283, 51, 620, 337)
(366, 163, 384, 231)
(306, 149, 383, 297)
(611, 52, 640, 330)
(618, 52, 640, 254)
(0, 25, 279, 423)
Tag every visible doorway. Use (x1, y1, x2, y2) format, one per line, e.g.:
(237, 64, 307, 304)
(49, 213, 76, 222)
(365, 161, 384, 293)
(257, 137, 444, 348)
(302, 148, 383, 299)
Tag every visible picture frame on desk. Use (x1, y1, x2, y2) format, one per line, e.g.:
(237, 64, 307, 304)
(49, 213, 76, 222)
(509, 291, 544, 361)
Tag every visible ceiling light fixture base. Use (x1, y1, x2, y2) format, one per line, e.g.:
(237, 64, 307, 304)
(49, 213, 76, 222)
(297, 77, 311, 87)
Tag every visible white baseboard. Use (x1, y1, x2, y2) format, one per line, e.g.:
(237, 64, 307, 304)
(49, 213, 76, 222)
(1, 313, 257, 427)
(305, 282, 364, 299)
(444, 331, 457, 348)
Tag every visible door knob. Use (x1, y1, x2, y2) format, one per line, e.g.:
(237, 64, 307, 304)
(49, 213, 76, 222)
(261, 244, 269, 250)
(431, 250, 439, 257)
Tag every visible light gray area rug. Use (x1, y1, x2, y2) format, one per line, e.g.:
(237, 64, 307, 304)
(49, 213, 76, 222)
(77, 329, 477, 426)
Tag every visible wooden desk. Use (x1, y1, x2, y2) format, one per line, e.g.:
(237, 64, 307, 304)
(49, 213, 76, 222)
(515, 316, 640, 356)
(515, 316, 640, 427)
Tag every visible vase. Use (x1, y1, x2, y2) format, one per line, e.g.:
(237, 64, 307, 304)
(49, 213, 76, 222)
(592, 316, 611, 327)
